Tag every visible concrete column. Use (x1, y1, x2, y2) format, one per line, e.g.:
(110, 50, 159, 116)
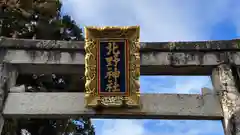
(211, 64, 240, 135)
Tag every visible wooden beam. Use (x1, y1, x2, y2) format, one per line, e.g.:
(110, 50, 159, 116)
(3, 91, 223, 120)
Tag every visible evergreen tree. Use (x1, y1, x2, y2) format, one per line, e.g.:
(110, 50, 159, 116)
(0, 0, 94, 135)
(0, 0, 84, 40)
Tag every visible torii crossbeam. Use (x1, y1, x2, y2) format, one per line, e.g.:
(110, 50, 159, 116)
(0, 36, 240, 135)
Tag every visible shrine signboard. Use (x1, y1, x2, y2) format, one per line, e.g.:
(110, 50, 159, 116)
(84, 26, 140, 108)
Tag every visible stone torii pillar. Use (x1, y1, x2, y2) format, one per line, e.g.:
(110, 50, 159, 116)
(0, 63, 18, 134)
(212, 64, 240, 135)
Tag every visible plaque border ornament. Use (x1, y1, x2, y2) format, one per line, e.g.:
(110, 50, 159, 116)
(84, 26, 140, 108)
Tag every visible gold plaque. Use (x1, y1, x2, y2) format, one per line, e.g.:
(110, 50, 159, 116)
(84, 26, 140, 108)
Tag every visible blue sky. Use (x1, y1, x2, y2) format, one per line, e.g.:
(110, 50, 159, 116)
(60, 0, 240, 134)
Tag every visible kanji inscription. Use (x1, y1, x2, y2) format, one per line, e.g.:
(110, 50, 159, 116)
(84, 26, 140, 108)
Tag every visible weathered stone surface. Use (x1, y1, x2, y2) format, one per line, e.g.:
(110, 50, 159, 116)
(0, 64, 7, 135)
(2, 37, 239, 134)
(1, 37, 240, 75)
(3, 50, 240, 75)
(212, 64, 240, 135)
(1, 37, 240, 51)
(0, 64, 8, 110)
(4, 50, 84, 64)
(0, 37, 84, 51)
(0, 64, 18, 134)
(3, 92, 223, 120)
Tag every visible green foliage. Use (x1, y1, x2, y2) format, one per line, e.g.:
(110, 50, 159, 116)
(1, 0, 93, 135)
(0, 0, 84, 40)
(236, 41, 240, 48)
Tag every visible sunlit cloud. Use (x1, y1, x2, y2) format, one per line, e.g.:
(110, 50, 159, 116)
(60, 0, 238, 134)
(61, 0, 240, 41)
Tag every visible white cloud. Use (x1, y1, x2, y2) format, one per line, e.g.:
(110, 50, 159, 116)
(140, 76, 212, 94)
(61, 0, 239, 41)
(175, 76, 213, 94)
(153, 120, 224, 135)
(97, 119, 144, 135)
(92, 119, 223, 135)
(60, 0, 238, 135)
(140, 76, 175, 93)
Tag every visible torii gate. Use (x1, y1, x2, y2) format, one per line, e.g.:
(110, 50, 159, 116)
(0, 30, 239, 135)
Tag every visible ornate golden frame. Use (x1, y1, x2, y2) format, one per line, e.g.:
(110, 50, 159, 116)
(84, 26, 140, 108)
